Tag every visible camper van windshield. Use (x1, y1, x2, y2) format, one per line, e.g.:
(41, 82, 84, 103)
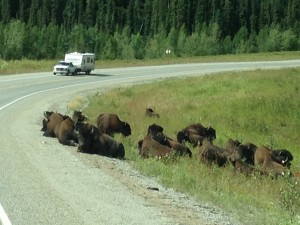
(58, 61, 71, 66)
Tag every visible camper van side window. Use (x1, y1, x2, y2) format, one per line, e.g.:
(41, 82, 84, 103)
(87, 58, 90, 63)
(91, 59, 94, 63)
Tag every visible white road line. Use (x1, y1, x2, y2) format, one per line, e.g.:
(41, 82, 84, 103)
(0, 75, 146, 112)
(0, 203, 12, 225)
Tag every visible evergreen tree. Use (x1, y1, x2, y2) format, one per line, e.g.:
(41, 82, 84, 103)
(176, 0, 187, 31)
(28, 0, 39, 26)
(176, 25, 187, 56)
(0, 0, 299, 60)
(131, 32, 145, 59)
(1, 0, 11, 23)
(281, 29, 298, 51)
(3, 20, 26, 59)
(85, 0, 97, 27)
(250, 0, 259, 33)
(103, 36, 118, 59)
(56, 26, 70, 57)
(70, 24, 85, 52)
(105, 0, 116, 34)
(0, 23, 4, 57)
(150, 0, 160, 35)
(63, 0, 76, 30)
(18, 0, 30, 22)
(127, 0, 143, 33)
(95, 0, 106, 33)
(24, 25, 40, 59)
(143, 0, 152, 36)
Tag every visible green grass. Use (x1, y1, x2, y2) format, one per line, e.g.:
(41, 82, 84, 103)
(3, 52, 300, 224)
(1, 51, 300, 75)
(71, 67, 300, 225)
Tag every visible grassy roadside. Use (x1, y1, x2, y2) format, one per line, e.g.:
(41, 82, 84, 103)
(0, 51, 300, 75)
(3, 52, 300, 224)
(68, 67, 300, 225)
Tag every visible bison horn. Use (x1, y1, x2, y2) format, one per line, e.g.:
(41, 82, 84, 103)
(282, 157, 289, 164)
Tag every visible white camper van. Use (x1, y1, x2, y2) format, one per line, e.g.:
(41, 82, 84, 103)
(64, 52, 95, 75)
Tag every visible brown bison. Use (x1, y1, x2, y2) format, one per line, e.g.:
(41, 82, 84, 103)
(236, 142, 257, 165)
(41, 118, 49, 132)
(147, 123, 192, 157)
(75, 121, 125, 159)
(271, 149, 293, 168)
(145, 108, 160, 118)
(229, 158, 260, 176)
(254, 146, 292, 167)
(58, 110, 88, 146)
(72, 110, 88, 122)
(225, 138, 241, 158)
(147, 124, 169, 146)
(138, 135, 174, 158)
(199, 139, 229, 167)
(42, 111, 68, 137)
(96, 113, 131, 137)
(176, 129, 206, 147)
(254, 146, 273, 166)
(42, 110, 87, 146)
(178, 123, 216, 143)
(254, 146, 288, 177)
(262, 156, 288, 177)
(225, 139, 257, 165)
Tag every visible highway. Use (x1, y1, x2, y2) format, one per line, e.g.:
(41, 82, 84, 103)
(0, 60, 299, 225)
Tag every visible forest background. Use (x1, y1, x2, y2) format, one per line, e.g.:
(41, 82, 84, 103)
(0, 0, 299, 60)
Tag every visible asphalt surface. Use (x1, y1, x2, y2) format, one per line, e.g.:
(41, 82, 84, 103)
(1, 60, 300, 225)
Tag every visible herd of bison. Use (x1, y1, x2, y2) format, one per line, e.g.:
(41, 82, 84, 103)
(41, 108, 299, 179)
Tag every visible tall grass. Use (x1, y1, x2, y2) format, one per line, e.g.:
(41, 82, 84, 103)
(72, 67, 300, 224)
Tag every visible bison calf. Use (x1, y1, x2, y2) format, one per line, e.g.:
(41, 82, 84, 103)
(145, 108, 160, 118)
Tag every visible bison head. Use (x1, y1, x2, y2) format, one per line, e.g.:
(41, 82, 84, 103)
(44, 111, 54, 120)
(272, 149, 293, 168)
(121, 122, 131, 137)
(148, 123, 164, 136)
(74, 122, 100, 146)
(176, 130, 189, 144)
(72, 110, 88, 123)
(41, 118, 49, 131)
(145, 108, 160, 118)
(206, 127, 216, 140)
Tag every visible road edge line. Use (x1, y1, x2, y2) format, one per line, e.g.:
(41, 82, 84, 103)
(0, 203, 11, 225)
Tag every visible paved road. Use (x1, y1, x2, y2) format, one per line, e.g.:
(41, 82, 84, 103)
(1, 60, 299, 225)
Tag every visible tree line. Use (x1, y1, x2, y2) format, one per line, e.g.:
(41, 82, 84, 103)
(0, 0, 299, 60)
